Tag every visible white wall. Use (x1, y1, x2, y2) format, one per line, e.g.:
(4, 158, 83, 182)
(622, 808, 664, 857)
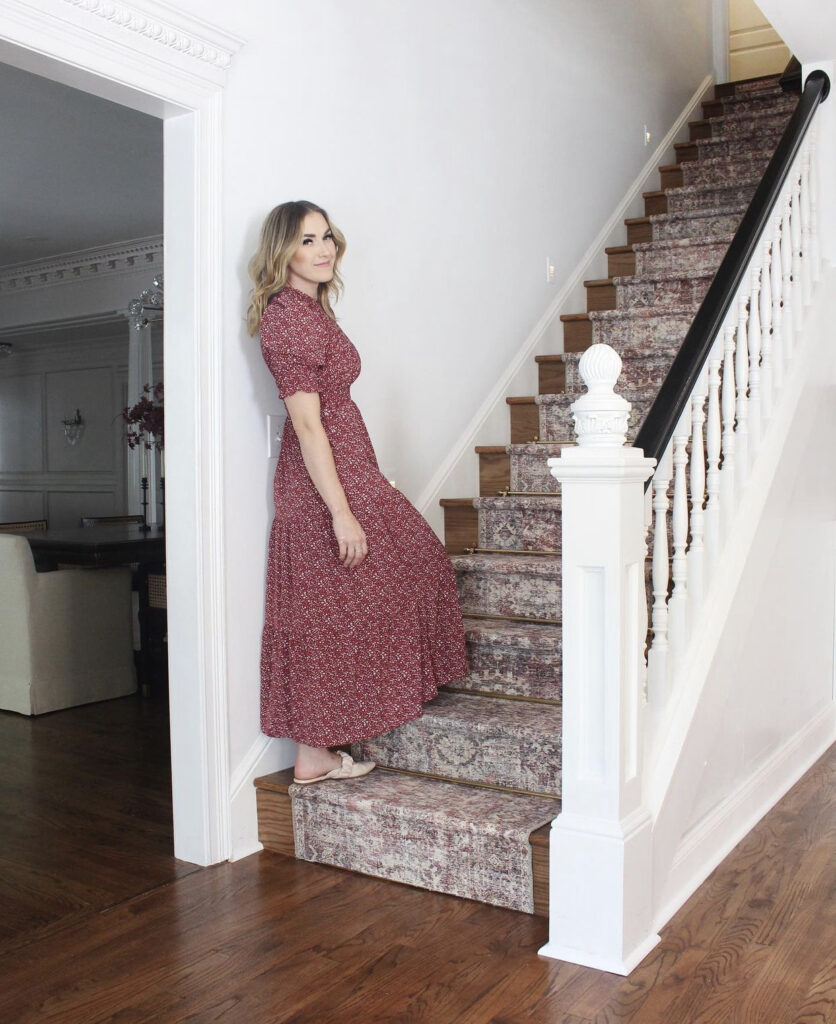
(166, 0, 713, 855)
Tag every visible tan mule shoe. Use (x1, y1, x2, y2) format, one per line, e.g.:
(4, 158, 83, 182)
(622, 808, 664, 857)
(293, 750, 376, 786)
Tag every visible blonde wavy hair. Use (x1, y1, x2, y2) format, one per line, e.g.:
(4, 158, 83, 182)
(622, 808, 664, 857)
(246, 200, 346, 336)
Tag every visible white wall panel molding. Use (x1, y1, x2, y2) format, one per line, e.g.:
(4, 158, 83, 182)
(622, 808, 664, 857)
(0, 236, 163, 295)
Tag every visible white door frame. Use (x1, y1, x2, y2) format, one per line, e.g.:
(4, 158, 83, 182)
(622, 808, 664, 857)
(0, 0, 243, 865)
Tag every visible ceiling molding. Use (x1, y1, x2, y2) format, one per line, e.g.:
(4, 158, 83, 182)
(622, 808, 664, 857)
(0, 236, 163, 295)
(60, 0, 242, 72)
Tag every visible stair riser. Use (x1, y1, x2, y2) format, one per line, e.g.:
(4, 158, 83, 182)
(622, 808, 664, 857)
(633, 241, 729, 278)
(666, 181, 755, 215)
(693, 133, 783, 162)
(652, 210, 744, 242)
(564, 352, 675, 392)
(456, 565, 561, 621)
(590, 311, 694, 352)
(607, 249, 636, 277)
(539, 395, 652, 442)
(478, 450, 511, 495)
(708, 111, 791, 139)
(442, 504, 478, 554)
(703, 93, 795, 118)
(457, 640, 563, 701)
(510, 452, 560, 494)
(353, 715, 563, 796)
(614, 275, 711, 310)
(478, 504, 561, 552)
(681, 156, 769, 188)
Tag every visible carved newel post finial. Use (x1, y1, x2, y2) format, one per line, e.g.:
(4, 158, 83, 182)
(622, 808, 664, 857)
(571, 343, 631, 447)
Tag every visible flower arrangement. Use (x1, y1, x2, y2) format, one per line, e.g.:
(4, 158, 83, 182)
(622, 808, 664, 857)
(122, 382, 164, 451)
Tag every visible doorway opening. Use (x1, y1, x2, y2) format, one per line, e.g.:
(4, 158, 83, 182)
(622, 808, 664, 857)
(0, 3, 236, 869)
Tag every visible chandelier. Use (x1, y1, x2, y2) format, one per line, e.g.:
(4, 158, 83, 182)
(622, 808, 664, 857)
(128, 272, 164, 329)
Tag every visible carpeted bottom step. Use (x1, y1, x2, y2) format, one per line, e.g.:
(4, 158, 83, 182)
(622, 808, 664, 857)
(352, 690, 563, 795)
(289, 767, 558, 913)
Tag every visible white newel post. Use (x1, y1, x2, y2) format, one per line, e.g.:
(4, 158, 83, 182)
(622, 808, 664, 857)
(538, 344, 659, 975)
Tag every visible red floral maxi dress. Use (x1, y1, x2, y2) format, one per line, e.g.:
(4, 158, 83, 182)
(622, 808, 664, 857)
(259, 285, 469, 747)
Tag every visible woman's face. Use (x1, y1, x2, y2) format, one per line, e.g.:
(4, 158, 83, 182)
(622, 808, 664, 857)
(286, 211, 337, 296)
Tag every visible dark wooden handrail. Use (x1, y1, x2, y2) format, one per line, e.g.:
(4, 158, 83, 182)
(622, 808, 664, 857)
(633, 70, 830, 479)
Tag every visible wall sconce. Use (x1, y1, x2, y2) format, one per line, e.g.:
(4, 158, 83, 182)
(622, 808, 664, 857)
(62, 408, 85, 446)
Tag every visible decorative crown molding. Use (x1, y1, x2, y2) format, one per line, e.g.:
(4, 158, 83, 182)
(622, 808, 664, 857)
(0, 236, 163, 295)
(61, 0, 242, 71)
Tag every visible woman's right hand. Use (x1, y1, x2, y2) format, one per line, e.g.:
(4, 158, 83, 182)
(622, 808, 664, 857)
(332, 508, 368, 568)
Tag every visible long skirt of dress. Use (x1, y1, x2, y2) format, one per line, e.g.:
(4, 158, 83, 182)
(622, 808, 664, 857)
(260, 399, 469, 747)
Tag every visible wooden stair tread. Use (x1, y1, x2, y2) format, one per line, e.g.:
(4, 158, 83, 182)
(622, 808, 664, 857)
(583, 277, 613, 287)
(439, 497, 476, 507)
(642, 189, 666, 200)
(506, 395, 537, 404)
(605, 244, 634, 254)
(534, 353, 566, 364)
(624, 216, 650, 226)
(474, 445, 507, 454)
(559, 312, 589, 323)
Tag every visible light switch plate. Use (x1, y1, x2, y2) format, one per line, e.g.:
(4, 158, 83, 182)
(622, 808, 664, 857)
(267, 413, 284, 458)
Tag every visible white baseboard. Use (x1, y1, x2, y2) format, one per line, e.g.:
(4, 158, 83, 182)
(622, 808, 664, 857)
(655, 704, 836, 932)
(417, 73, 714, 530)
(228, 732, 294, 862)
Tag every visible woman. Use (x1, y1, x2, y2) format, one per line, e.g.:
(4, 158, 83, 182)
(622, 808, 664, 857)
(248, 201, 468, 785)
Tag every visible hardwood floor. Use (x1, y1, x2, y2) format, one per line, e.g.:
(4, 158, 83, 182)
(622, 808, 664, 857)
(0, 699, 832, 1023)
(0, 694, 199, 956)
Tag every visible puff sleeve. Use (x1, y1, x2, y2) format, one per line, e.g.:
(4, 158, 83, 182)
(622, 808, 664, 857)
(260, 298, 329, 399)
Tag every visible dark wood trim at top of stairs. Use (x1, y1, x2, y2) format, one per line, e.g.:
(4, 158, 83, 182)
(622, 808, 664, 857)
(254, 767, 552, 917)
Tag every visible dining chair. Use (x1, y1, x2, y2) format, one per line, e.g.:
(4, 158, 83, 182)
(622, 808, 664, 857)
(0, 520, 47, 532)
(80, 515, 145, 527)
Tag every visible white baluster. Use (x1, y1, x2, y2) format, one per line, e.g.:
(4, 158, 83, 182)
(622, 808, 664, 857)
(688, 369, 707, 618)
(770, 212, 784, 394)
(759, 235, 773, 425)
(667, 406, 691, 672)
(748, 261, 763, 458)
(704, 339, 723, 578)
(720, 317, 737, 537)
(647, 446, 672, 712)
(810, 120, 821, 281)
(791, 169, 804, 336)
(781, 199, 794, 362)
(735, 290, 750, 491)
(800, 140, 813, 307)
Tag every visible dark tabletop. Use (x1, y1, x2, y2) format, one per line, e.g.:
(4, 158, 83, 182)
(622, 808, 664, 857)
(22, 523, 166, 569)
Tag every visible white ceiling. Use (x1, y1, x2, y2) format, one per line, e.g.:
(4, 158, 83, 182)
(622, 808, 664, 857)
(0, 61, 163, 268)
(756, 1, 836, 68)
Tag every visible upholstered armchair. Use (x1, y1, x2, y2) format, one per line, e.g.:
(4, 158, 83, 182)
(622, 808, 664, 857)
(0, 534, 137, 715)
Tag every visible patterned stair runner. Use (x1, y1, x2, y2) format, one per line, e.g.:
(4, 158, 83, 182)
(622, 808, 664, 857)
(262, 75, 798, 917)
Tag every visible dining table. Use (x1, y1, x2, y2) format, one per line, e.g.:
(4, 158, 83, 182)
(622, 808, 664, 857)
(22, 523, 167, 693)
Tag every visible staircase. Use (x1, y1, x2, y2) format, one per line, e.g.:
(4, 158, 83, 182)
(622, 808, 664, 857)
(254, 75, 799, 918)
